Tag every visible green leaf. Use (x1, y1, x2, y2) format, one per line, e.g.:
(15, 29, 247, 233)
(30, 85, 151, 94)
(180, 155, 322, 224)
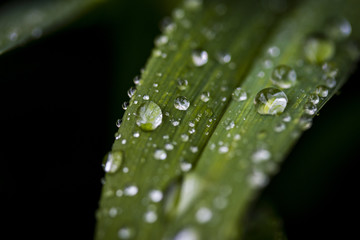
(96, 0, 360, 239)
(0, 0, 101, 55)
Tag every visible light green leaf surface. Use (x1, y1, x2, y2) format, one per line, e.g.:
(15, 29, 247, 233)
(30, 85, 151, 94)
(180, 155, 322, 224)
(0, 0, 101, 55)
(96, 0, 360, 239)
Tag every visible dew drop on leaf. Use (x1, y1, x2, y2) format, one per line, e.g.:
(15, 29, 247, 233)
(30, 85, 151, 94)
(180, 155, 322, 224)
(102, 151, 123, 173)
(232, 87, 247, 101)
(177, 79, 189, 91)
(325, 16, 352, 41)
(118, 226, 135, 239)
(304, 102, 317, 115)
(271, 65, 297, 89)
(315, 85, 329, 97)
(254, 88, 288, 115)
(192, 49, 208, 66)
(154, 149, 167, 160)
(136, 101, 163, 131)
(174, 96, 190, 110)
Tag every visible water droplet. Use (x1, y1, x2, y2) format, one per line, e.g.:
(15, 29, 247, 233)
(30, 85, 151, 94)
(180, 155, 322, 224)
(154, 149, 167, 160)
(133, 132, 140, 138)
(165, 143, 174, 151)
(218, 146, 229, 154)
(190, 146, 198, 153)
(136, 101, 163, 131)
(124, 185, 138, 196)
(155, 35, 168, 46)
(322, 62, 338, 78)
(181, 134, 189, 142)
(116, 119, 122, 128)
(149, 190, 163, 202)
(304, 34, 335, 64)
(324, 77, 336, 88)
(282, 113, 292, 122)
(216, 51, 231, 64)
(232, 87, 247, 101)
(174, 96, 190, 111)
(127, 87, 136, 98)
(180, 160, 192, 172)
(248, 170, 268, 188)
(308, 93, 320, 104)
(271, 65, 297, 89)
(252, 149, 271, 163)
(184, 0, 203, 10)
(274, 122, 286, 132)
(200, 91, 210, 102)
(160, 17, 176, 33)
(304, 102, 317, 115)
(298, 115, 313, 130)
(315, 85, 329, 97)
(173, 228, 199, 240)
(267, 46, 280, 57)
(102, 151, 123, 173)
(177, 79, 189, 91)
(133, 76, 141, 85)
(118, 227, 135, 239)
(173, 8, 185, 19)
(254, 88, 288, 115)
(192, 49, 208, 67)
(325, 17, 352, 41)
(195, 207, 212, 223)
(122, 101, 129, 110)
(143, 95, 150, 101)
(144, 210, 157, 223)
(109, 207, 118, 218)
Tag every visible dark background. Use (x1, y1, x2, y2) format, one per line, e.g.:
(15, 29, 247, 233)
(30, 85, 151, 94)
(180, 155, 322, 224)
(0, 0, 359, 239)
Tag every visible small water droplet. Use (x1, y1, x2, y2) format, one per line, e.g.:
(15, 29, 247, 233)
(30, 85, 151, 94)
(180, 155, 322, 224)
(271, 65, 297, 89)
(298, 114, 313, 130)
(177, 79, 189, 91)
(181, 134, 189, 142)
(254, 88, 288, 115)
(144, 210, 157, 223)
(315, 85, 329, 97)
(267, 46, 280, 57)
(308, 93, 320, 104)
(154, 149, 167, 160)
(184, 0, 203, 10)
(124, 185, 138, 196)
(155, 35, 168, 46)
(195, 207, 212, 224)
(324, 77, 336, 88)
(173, 228, 199, 240)
(216, 51, 231, 64)
(165, 143, 174, 151)
(133, 132, 140, 138)
(282, 113, 292, 122)
(304, 34, 335, 64)
(143, 95, 150, 101)
(102, 151, 123, 173)
(118, 227, 135, 239)
(325, 17, 352, 41)
(127, 87, 136, 98)
(109, 207, 118, 218)
(200, 91, 210, 102)
(174, 96, 190, 111)
(304, 102, 317, 115)
(192, 49, 208, 67)
(116, 119, 122, 128)
(218, 146, 229, 154)
(232, 87, 247, 101)
(133, 76, 141, 85)
(248, 170, 268, 188)
(322, 62, 338, 78)
(160, 17, 176, 33)
(136, 101, 163, 131)
(122, 101, 129, 110)
(252, 149, 271, 163)
(149, 190, 163, 202)
(274, 122, 286, 132)
(180, 160, 192, 172)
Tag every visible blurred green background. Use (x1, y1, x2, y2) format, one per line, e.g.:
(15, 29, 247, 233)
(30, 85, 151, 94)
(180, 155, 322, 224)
(0, 0, 359, 239)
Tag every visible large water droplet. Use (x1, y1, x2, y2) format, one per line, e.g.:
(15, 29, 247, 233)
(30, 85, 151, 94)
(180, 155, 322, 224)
(271, 65, 297, 89)
(102, 151, 123, 173)
(304, 34, 335, 64)
(192, 49, 208, 67)
(254, 88, 288, 115)
(136, 101, 163, 131)
(232, 87, 247, 101)
(325, 17, 352, 41)
(308, 93, 320, 104)
(174, 96, 190, 111)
